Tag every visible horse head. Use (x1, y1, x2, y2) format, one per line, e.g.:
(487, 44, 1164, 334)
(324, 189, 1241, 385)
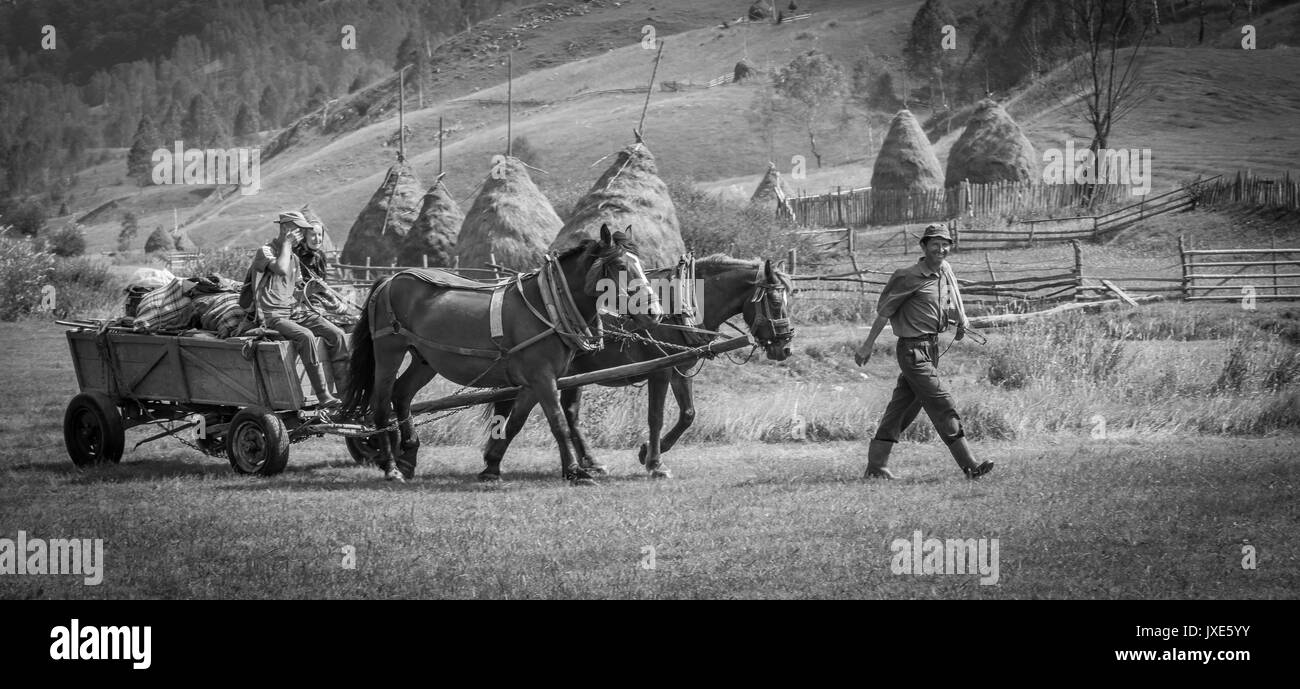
(742, 258, 794, 361)
(578, 224, 661, 331)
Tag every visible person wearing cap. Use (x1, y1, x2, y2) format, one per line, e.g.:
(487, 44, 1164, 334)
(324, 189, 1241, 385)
(853, 223, 994, 480)
(249, 211, 348, 408)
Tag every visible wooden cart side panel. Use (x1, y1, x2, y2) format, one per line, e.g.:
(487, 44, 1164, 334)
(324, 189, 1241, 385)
(67, 331, 110, 394)
(64, 331, 316, 411)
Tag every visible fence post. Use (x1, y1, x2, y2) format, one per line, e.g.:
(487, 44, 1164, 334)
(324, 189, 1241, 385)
(1178, 235, 1189, 301)
(788, 247, 797, 276)
(985, 251, 1001, 306)
(846, 227, 855, 255)
(1272, 234, 1279, 297)
(1070, 239, 1082, 301)
(365, 256, 372, 282)
(422, 254, 429, 268)
(836, 186, 844, 227)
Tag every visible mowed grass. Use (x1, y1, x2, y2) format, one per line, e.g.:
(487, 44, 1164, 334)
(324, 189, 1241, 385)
(0, 314, 1297, 599)
(0, 437, 1294, 599)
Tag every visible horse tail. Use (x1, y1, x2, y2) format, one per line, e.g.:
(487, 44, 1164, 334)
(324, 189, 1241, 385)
(341, 279, 383, 418)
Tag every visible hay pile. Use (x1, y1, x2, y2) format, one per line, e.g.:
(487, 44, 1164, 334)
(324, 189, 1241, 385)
(400, 174, 462, 267)
(872, 110, 944, 192)
(455, 156, 561, 272)
(944, 99, 1037, 187)
(751, 161, 795, 220)
(339, 162, 423, 267)
(734, 58, 757, 82)
(748, 2, 770, 20)
(548, 141, 686, 268)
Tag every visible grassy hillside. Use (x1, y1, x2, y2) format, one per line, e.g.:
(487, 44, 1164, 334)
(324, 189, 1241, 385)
(55, 0, 1300, 256)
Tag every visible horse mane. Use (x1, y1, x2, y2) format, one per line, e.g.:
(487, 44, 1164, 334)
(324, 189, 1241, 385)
(696, 253, 793, 291)
(557, 232, 642, 262)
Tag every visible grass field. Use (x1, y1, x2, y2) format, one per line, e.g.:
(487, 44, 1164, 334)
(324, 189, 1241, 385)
(1, 297, 1297, 599)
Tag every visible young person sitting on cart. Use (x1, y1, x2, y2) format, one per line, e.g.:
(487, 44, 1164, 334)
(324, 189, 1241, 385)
(250, 211, 348, 408)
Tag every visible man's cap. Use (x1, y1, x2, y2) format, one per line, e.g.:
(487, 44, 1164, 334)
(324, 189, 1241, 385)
(918, 223, 954, 245)
(274, 211, 314, 228)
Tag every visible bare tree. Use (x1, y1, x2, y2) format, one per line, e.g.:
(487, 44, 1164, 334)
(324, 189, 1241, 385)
(1062, 0, 1151, 156)
(772, 51, 847, 169)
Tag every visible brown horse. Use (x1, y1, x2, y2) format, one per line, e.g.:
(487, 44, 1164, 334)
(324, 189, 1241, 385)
(486, 254, 794, 478)
(343, 225, 661, 484)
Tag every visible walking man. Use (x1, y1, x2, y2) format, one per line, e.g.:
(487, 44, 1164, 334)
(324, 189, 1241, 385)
(250, 211, 348, 408)
(853, 223, 993, 480)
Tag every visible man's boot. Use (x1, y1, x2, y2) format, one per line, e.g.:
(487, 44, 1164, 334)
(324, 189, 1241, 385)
(305, 362, 342, 408)
(947, 436, 993, 479)
(864, 439, 896, 479)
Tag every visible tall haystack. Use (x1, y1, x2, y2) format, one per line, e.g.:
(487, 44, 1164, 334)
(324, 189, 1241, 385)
(455, 156, 561, 272)
(339, 162, 423, 267)
(748, 2, 770, 20)
(944, 99, 1037, 188)
(751, 161, 795, 220)
(400, 174, 462, 267)
(872, 110, 945, 192)
(547, 141, 686, 268)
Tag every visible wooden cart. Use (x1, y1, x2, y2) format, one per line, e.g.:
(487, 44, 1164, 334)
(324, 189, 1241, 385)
(62, 324, 344, 476)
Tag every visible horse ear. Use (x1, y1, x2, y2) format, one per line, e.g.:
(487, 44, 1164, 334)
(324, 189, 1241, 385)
(764, 258, 775, 280)
(624, 224, 633, 237)
(599, 224, 612, 244)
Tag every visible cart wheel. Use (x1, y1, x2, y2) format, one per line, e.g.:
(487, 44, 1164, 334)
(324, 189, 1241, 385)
(345, 435, 384, 465)
(63, 392, 125, 467)
(226, 407, 290, 476)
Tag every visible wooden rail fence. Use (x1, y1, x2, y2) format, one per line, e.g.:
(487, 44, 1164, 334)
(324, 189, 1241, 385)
(1196, 170, 1300, 212)
(1179, 238, 1300, 302)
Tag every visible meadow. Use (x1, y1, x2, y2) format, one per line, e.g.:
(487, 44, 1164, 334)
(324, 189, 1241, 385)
(1, 288, 1296, 599)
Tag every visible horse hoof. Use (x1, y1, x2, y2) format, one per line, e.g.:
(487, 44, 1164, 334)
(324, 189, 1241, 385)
(649, 467, 673, 479)
(637, 444, 649, 466)
(478, 471, 501, 483)
(385, 469, 405, 483)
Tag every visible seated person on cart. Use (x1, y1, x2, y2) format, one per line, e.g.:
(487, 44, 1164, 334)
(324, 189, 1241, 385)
(249, 211, 348, 408)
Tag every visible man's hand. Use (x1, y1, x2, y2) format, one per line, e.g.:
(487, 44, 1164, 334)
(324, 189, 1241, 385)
(956, 324, 966, 341)
(854, 341, 873, 367)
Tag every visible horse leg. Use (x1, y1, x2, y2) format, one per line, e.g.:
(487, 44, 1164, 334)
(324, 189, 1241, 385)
(480, 391, 537, 482)
(638, 371, 672, 479)
(391, 356, 437, 481)
(644, 371, 695, 465)
(529, 376, 593, 485)
(371, 350, 403, 482)
(563, 386, 606, 475)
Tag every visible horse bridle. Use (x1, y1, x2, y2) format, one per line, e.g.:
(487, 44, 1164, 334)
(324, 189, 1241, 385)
(748, 264, 794, 348)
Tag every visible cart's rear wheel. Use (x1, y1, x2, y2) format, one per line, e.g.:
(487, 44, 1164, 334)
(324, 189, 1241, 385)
(63, 392, 125, 467)
(226, 407, 289, 476)
(345, 435, 383, 465)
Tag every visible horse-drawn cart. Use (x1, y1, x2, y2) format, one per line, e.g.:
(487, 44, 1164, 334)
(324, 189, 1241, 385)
(60, 319, 754, 478)
(62, 322, 347, 476)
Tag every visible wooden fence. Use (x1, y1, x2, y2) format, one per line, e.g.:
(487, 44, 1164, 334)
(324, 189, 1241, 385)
(1179, 238, 1300, 302)
(335, 255, 507, 284)
(791, 240, 1184, 313)
(1196, 170, 1300, 212)
(788, 181, 1137, 229)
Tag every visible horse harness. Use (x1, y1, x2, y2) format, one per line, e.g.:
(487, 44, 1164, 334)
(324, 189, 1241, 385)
(371, 255, 604, 368)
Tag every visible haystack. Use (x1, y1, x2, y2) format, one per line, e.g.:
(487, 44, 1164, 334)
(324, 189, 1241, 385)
(748, 2, 770, 21)
(872, 110, 944, 192)
(751, 161, 795, 220)
(734, 58, 757, 82)
(339, 162, 423, 267)
(944, 99, 1037, 188)
(455, 156, 561, 272)
(400, 174, 462, 267)
(548, 141, 685, 268)
(172, 227, 199, 252)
